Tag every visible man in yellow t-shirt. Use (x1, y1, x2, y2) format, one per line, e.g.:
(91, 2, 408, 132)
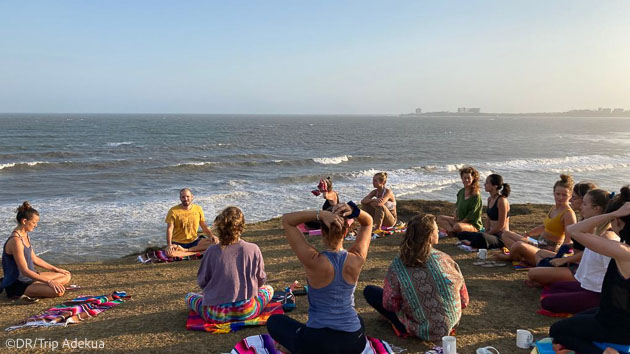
(164, 188, 217, 257)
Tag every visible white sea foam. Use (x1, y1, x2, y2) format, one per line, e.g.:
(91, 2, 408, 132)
(173, 161, 216, 167)
(107, 141, 134, 147)
(312, 155, 351, 164)
(483, 154, 630, 173)
(0, 161, 48, 170)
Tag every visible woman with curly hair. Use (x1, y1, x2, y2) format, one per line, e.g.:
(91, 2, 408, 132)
(185, 206, 272, 323)
(437, 166, 483, 237)
(363, 214, 469, 341)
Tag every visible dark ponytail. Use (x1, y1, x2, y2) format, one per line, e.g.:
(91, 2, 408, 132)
(500, 183, 511, 198)
(488, 174, 510, 198)
(16, 201, 39, 224)
(605, 186, 630, 244)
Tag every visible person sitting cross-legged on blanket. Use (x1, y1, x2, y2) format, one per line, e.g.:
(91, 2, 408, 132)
(267, 202, 373, 354)
(361, 172, 397, 232)
(165, 188, 218, 258)
(1, 202, 71, 299)
(457, 174, 511, 250)
(437, 166, 483, 237)
(527, 189, 611, 289)
(185, 206, 273, 323)
(363, 213, 469, 341)
(496, 174, 577, 265)
(549, 188, 630, 354)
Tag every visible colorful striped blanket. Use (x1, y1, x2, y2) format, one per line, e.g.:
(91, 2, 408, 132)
(186, 302, 284, 334)
(230, 334, 397, 354)
(137, 250, 203, 264)
(5, 291, 130, 331)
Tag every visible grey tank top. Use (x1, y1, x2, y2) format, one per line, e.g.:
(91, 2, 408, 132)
(1, 234, 36, 288)
(306, 250, 361, 332)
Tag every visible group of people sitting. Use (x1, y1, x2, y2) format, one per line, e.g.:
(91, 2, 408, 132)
(1, 168, 629, 354)
(437, 166, 630, 354)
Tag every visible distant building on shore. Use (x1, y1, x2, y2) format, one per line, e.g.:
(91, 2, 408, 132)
(415, 108, 422, 114)
(457, 107, 481, 113)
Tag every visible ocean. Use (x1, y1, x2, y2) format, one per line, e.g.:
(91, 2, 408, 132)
(1, 113, 629, 263)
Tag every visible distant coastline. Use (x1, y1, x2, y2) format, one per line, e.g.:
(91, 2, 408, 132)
(400, 109, 630, 117)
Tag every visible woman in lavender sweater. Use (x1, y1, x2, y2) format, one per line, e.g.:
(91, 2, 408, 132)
(185, 206, 273, 323)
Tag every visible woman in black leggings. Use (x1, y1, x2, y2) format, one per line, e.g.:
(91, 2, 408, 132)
(549, 187, 630, 354)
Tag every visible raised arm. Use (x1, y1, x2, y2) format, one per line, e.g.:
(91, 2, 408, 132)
(281, 210, 331, 269)
(566, 203, 630, 262)
(336, 203, 373, 261)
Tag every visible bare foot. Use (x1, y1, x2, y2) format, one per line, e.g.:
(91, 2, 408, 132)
(603, 347, 619, 354)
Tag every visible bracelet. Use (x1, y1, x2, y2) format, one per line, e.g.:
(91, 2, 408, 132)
(316, 210, 320, 222)
(347, 201, 361, 219)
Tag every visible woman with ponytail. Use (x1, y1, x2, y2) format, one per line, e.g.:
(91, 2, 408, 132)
(1, 202, 71, 299)
(361, 172, 397, 232)
(457, 174, 511, 249)
(549, 186, 630, 353)
(497, 174, 577, 265)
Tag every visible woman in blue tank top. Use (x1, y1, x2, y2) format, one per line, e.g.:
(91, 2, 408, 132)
(1, 202, 71, 299)
(267, 202, 373, 354)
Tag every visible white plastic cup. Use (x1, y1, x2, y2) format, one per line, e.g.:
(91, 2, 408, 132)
(478, 249, 488, 260)
(516, 329, 533, 349)
(442, 336, 457, 354)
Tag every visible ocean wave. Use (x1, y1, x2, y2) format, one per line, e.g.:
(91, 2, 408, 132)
(0, 151, 83, 160)
(107, 141, 134, 147)
(0, 159, 147, 172)
(312, 155, 351, 165)
(483, 154, 630, 173)
(0, 161, 48, 170)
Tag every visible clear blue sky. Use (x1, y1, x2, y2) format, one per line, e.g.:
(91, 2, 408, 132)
(1, 1, 629, 114)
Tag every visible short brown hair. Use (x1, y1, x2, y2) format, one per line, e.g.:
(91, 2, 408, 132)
(214, 206, 245, 246)
(400, 214, 436, 267)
